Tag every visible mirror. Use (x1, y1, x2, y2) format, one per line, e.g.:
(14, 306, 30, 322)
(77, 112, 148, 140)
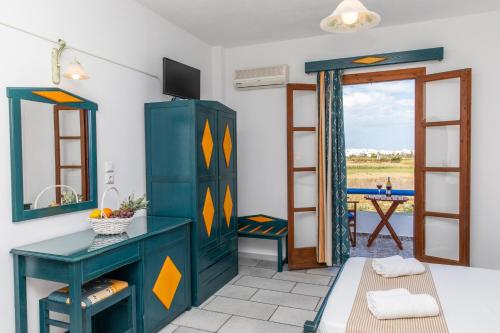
(8, 88, 98, 222)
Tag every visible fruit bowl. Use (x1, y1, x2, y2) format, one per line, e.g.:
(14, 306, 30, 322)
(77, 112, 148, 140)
(88, 187, 148, 235)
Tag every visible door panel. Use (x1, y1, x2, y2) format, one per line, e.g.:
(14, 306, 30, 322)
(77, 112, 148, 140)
(425, 77, 461, 121)
(218, 112, 236, 176)
(144, 229, 190, 333)
(198, 180, 219, 249)
(425, 125, 460, 167)
(415, 69, 471, 266)
(197, 106, 217, 178)
(219, 178, 237, 240)
(425, 172, 460, 214)
(424, 216, 460, 261)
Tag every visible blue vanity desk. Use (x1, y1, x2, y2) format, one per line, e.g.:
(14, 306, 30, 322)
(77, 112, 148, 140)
(11, 216, 192, 333)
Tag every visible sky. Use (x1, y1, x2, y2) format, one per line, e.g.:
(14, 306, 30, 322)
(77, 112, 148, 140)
(343, 80, 414, 151)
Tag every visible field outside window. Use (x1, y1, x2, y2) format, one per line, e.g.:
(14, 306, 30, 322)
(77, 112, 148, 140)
(344, 80, 415, 214)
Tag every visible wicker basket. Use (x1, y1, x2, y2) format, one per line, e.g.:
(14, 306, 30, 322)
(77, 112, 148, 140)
(88, 233, 130, 251)
(89, 187, 133, 235)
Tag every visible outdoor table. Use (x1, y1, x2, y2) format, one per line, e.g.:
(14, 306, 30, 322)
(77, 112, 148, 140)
(364, 195, 409, 250)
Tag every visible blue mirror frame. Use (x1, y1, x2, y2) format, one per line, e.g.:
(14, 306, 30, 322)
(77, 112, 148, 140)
(7, 87, 98, 222)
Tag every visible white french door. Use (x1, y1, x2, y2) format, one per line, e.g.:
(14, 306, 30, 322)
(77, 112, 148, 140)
(414, 69, 472, 266)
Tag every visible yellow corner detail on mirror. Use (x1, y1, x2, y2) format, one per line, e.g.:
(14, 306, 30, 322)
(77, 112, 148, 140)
(32, 91, 83, 103)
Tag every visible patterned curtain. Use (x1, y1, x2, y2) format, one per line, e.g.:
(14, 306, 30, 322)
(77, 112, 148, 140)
(317, 70, 350, 266)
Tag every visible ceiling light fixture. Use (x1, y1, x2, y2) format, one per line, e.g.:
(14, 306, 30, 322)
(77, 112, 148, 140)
(320, 0, 381, 33)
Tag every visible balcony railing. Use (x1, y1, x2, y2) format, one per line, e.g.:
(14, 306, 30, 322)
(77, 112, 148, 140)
(347, 188, 415, 196)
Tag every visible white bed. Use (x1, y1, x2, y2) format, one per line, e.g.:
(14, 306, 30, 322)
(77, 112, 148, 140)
(318, 257, 500, 333)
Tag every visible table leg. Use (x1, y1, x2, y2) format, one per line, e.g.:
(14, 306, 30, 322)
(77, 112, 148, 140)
(367, 201, 402, 249)
(367, 200, 387, 246)
(14, 255, 27, 333)
(277, 238, 283, 272)
(384, 218, 404, 250)
(69, 262, 83, 333)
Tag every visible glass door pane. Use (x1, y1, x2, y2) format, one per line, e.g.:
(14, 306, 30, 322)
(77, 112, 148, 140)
(425, 125, 460, 168)
(425, 77, 460, 122)
(425, 216, 459, 261)
(425, 172, 459, 214)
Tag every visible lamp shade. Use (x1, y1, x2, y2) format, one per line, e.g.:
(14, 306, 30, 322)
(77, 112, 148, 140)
(63, 60, 90, 80)
(320, 0, 381, 33)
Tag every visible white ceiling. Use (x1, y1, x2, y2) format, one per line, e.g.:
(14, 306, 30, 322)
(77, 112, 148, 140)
(136, 0, 500, 47)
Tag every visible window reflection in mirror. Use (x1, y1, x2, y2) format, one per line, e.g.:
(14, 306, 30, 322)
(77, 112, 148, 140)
(21, 100, 89, 210)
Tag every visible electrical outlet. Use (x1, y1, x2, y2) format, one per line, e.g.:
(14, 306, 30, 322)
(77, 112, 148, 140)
(105, 173, 115, 185)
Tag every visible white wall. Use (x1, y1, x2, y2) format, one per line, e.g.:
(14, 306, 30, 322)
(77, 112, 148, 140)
(221, 11, 500, 268)
(0, 0, 213, 331)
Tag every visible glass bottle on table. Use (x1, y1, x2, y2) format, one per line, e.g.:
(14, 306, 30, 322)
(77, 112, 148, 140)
(386, 177, 392, 197)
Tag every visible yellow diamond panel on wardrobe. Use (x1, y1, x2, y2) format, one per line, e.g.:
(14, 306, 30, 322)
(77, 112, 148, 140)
(202, 187, 215, 237)
(223, 185, 233, 227)
(201, 120, 214, 169)
(222, 124, 232, 168)
(152, 256, 182, 310)
(352, 56, 387, 65)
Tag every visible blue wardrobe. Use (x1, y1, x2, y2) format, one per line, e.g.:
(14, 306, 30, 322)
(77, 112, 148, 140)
(145, 100, 238, 306)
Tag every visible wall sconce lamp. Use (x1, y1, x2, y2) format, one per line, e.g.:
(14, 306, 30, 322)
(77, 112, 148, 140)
(64, 59, 90, 80)
(51, 39, 90, 84)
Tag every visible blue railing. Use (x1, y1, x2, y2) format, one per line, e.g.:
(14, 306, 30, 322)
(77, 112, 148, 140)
(347, 188, 415, 196)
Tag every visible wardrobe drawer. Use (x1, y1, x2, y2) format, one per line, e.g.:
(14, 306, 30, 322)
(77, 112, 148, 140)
(83, 243, 140, 280)
(198, 238, 237, 272)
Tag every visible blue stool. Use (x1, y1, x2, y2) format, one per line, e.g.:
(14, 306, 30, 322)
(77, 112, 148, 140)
(39, 283, 136, 332)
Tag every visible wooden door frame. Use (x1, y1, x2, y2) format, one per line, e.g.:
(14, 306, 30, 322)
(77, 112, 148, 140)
(414, 69, 472, 266)
(53, 105, 89, 203)
(287, 67, 427, 269)
(287, 83, 324, 270)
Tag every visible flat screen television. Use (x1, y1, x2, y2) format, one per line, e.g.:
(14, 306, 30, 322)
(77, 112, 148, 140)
(163, 58, 200, 99)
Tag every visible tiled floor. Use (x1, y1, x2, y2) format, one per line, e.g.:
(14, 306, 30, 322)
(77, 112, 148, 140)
(160, 234, 414, 333)
(161, 258, 339, 333)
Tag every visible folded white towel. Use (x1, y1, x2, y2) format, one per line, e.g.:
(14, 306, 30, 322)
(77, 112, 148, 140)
(372, 255, 426, 278)
(367, 289, 440, 320)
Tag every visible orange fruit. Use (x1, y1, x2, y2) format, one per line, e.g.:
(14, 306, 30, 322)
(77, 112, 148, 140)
(89, 209, 102, 219)
(102, 208, 113, 218)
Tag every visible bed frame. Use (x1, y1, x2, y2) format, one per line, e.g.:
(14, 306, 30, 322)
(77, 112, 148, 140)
(304, 264, 345, 332)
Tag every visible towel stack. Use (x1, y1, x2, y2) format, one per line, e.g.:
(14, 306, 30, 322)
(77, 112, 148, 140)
(372, 255, 425, 278)
(367, 288, 440, 320)
(367, 256, 438, 320)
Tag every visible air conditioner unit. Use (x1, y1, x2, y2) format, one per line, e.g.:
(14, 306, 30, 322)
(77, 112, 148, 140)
(234, 64, 289, 89)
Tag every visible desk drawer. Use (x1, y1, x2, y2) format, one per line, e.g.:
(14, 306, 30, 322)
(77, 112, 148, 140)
(83, 243, 140, 281)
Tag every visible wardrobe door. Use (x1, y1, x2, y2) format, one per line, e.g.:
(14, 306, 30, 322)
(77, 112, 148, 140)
(197, 105, 218, 178)
(218, 111, 237, 239)
(196, 107, 219, 249)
